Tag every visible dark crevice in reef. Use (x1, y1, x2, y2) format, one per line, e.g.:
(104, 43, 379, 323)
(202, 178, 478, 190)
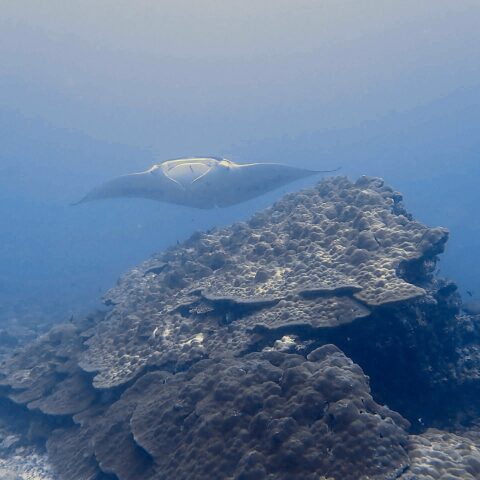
(318, 287, 468, 431)
(325, 304, 460, 431)
(0, 395, 74, 447)
(126, 432, 155, 468)
(390, 191, 412, 218)
(258, 327, 463, 431)
(95, 439, 151, 480)
(175, 294, 279, 325)
(396, 255, 440, 289)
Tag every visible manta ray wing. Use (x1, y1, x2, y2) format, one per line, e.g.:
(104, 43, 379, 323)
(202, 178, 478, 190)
(73, 157, 339, 208)
(212, 162, 323, 207)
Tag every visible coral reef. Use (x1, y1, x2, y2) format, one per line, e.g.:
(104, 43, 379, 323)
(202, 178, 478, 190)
(0, 176, 478, 479)
(129, 346, 409, 480)
(400, 427, 480, 480)
(79, 176, 448, 390)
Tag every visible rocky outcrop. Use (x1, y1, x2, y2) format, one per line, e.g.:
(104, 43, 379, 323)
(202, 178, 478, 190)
(0, 176, 478, 480)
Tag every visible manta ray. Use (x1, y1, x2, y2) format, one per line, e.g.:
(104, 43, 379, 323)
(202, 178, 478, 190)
(74, 157, 338, 209)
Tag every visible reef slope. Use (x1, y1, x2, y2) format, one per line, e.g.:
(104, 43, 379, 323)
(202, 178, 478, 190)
(1, 176, 479, 480)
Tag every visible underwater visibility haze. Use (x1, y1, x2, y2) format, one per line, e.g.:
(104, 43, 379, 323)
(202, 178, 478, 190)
(0, 2, 480, 479)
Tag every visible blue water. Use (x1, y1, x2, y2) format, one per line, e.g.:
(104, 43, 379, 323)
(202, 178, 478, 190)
(1, 86, 479, 326)
(1, 3, 480, 328)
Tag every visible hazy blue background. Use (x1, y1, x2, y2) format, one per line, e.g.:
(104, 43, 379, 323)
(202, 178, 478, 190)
(0, 1, 479, 324)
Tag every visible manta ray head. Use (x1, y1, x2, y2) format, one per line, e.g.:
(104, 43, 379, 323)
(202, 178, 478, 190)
(156, 157, 229, 189)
